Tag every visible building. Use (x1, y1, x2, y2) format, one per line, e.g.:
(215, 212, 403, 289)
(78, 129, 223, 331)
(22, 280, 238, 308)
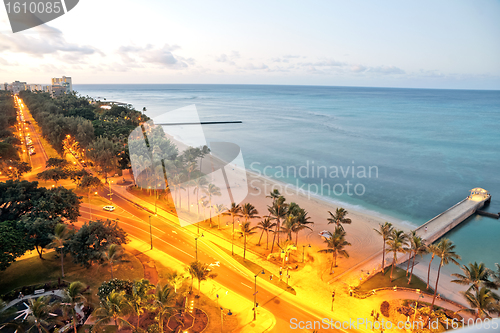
(51, 76, 72, 93)
(11, 81, 27, 94)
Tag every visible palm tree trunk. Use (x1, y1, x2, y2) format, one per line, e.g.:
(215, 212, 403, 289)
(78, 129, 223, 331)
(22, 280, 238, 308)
(406, 251, 411, 276)
(382, 239, 386, 271)
(390, 255, 396, 281)
(198, 280, 201, 296)
(110, 261, 114, 279)
(295, 231, 298, 246)
(408, 254, 416, 284)
(258, 229, 264, 245)
(431, 260, 443, 307)
(73, 315, 77, 333)
(137, 312, 140, 329)
(266, 230, 269, 250)
(427, 254, 435, 289)
(218, 215, 220, 229)
(61, 248, 65, 277)
(334, 251, 337, 268)
(243, 236, 247, 259)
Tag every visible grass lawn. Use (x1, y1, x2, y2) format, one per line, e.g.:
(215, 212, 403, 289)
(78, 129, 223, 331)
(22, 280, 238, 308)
(0, 251, 144, 305)
(357, 266, 432, 293)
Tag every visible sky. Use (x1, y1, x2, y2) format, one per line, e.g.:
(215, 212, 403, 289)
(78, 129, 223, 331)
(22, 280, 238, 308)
(0, 0, 499, 89)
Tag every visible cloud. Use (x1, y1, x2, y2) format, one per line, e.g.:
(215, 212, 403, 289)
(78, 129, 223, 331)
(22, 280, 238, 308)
(244, 63, 269, 70)
(300, 59, 345, 67)
(215, 51, 240, 65)
(118, 44, 190, 69)
(367, 65, 405, 74)
(0, 25, 97, 57)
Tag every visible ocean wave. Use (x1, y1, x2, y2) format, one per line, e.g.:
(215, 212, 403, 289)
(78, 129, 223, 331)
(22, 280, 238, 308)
(306, 111, 336, 119)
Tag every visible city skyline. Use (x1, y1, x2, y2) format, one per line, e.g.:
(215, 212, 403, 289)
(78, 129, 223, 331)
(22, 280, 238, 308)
(0, 0, 499, 90)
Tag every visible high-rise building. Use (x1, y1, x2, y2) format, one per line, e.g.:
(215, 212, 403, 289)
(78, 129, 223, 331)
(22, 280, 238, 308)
(11, 81, 27, 94)
(51, 76, 72, 93)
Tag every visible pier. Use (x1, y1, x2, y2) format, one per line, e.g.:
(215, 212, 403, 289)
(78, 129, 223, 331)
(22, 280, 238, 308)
(329, 188, 492, 284)
(415, 188, 492, 244)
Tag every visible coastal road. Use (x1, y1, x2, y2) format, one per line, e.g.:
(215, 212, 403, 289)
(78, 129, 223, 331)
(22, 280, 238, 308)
(82, 188, 352, 333)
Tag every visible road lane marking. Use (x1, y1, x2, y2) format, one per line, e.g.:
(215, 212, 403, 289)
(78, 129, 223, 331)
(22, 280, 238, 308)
(241, 283, 252, 289)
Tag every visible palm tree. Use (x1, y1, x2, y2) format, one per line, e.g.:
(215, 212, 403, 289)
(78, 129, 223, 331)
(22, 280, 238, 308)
(268, 196, 288, 252)
(292, 218, 313, 246)
(280, 214, 297, 242)
(237, 221, 258, 259)
(327, 207, 352, 231)
(102, 244, 124, 279)
(214, 204, 226, 229)
(154, 283, 177, 333)
(93, 290, 133, 331)
(373, 222, 393, 272)
(408, 235, 427, 284)
(451, 262, 496, 293)
(386, 229, 409, 282)
(460, 287, 500, 319)
(47, 223, 71, 278)
(185, 261, 217, 296)
(406, 230, 417, 276)
(241, 203, 259, 223)
(222, 202, 242, 255)
(202, 183, 222, 225)
(186, 162, 198, 212)
(128, 279, 154, 329)
(22, 296, 61, 333)
(167, 271, 188, 293)
(431, 238, 461, 307)
(192, 177, 208, 215)
(256, 218, 276, 250)
(266, 189, 281, 203)
(62, 281, 87, 333)
(277, 240, 297, 266)
(318, 231, 351, 273)
(426, 244, 439, 290)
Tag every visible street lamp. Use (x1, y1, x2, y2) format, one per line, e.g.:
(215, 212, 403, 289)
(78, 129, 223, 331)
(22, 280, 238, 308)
(302, 244, 311, 263)
(149, 215, 154, 250)
(331, 290, 336, 311)
(195, 234, 204, 261)
(253, 270, 265, 321)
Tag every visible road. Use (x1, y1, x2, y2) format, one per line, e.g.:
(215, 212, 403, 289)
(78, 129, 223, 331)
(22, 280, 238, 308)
(86, 187, 349, 332)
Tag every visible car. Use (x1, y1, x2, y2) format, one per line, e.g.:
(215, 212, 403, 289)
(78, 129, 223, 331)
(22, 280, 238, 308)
(103, 205, 115, 212)
(319, 230, 332, 240)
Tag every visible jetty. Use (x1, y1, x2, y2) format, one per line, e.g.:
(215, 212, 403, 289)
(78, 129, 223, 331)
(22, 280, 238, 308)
(415, 188, 492, 244)
(329, 188, 492, 285)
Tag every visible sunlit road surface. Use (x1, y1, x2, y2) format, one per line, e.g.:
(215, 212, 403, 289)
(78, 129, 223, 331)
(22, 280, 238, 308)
(79, 187, 354, 333)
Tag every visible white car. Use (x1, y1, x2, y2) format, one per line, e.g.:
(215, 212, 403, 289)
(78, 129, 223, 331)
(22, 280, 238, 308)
(319, 230, 332, 240)
(103, 205, 115, 212)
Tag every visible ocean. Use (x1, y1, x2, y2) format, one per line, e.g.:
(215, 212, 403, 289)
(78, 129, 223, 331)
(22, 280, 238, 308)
(74, 84, 500, 272)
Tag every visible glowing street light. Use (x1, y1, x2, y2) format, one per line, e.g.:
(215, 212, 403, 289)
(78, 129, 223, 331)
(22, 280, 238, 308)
(195, 234, 204, 261)
(253, 270, 265, 321)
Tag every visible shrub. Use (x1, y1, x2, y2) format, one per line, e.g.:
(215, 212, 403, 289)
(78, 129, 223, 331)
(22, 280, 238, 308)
(97, 279, 133, 303)
(380, 301, 390, 317)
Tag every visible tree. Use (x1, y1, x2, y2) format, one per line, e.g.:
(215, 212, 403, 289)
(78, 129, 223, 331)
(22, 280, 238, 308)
(66, 219, 128, 268)
(408, 234, 427, 284)
(431, 238, 461, 307)
(167, 271, 188, 293)
(237, 221, 258, 259)
(23, 296, 62, 333)
(426, 244, 439, 290)
(128, 279, 154, 328)
(0, 220, 33, 270)
(214, 204, 226, 229)
(0, 160, 31, 179)
(47, 223, 72, 277)
(0, 142, 19, 160)
(102, 244, 125, 279)
(241, 203, 259, 223)
(318, 231, 351, 273)
(386, 229, 408, 282)
(451, 262, 497, 293)
(185, 261, 217, 296)
(202, 183, 221, 226)
(62, 281, 87, 333)
(87, 136, 117, 181)
(93, 290, 133, 331)
(223, 202, 242, 254)
(256, 218, 276, 250)
(460, 287, 500, 319)
(280, 214, 297, 242)
(268, 196, 288, 252)
(46, 157, 69, 169)
(327, 207, 352, 231)
(154, 283, 177, 333)
(37, 168, 69, 186)
(192, 177, 208, 215)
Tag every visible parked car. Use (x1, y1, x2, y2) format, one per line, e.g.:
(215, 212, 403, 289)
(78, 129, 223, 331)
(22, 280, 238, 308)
(319, 230, 332, 240)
